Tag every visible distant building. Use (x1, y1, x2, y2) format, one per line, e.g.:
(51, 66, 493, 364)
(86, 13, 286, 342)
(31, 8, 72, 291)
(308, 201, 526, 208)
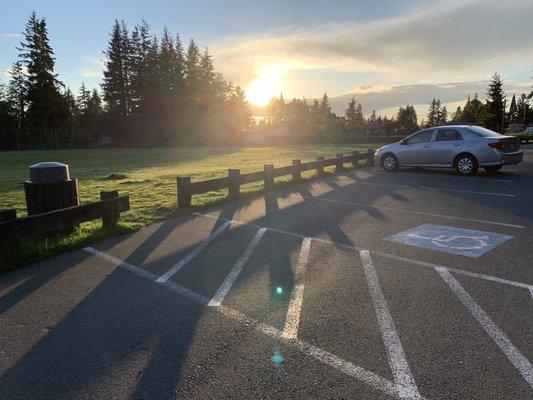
(244, 124, 292, 145)
(506, 123, 525, 133)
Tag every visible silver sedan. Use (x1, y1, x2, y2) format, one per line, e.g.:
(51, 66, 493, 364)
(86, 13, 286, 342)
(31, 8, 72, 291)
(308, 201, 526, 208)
(374, 125, 523, 176)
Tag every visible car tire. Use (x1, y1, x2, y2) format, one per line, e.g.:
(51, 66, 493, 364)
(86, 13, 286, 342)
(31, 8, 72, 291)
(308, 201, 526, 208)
(484, 165, 503, 173)
(454, 154, 478, 176)
(381, 154, 399, 172)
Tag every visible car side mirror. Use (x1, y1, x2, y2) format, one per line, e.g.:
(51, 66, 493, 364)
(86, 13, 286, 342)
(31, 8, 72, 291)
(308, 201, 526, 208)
(400, 139, 407, 145)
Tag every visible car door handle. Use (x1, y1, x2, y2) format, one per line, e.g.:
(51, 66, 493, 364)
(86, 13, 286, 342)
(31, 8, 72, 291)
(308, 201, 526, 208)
(453, 143, 461, 146)
(423, 144, 430, 148)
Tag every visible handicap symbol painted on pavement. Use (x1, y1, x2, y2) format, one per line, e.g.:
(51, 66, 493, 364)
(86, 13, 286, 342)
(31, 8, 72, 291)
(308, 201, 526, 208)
(385, 224, 513, 258)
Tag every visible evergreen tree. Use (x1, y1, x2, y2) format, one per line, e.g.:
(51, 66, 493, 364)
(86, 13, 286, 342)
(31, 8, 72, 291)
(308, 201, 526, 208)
(226, 86, 252, 144)
(19, 11, 64, 147)
(396, 105, 418, 134)
(516, 94, 530, 125)
(77, 82, 91, 112)
(267, 94, 286, 126)
(461, 94, 485, 125)
(0, 82, 15, 148)
(427, 98, 441, 126)
(438, 105, 448, 125)
(129, 20, 153, 121)
(61, 88, 79, 147)
(6, 61, 27, 148)
(450, 106, 463, 123)
(182, 39, 203, 141)
(344, 97, 365, 137)
(102, 20, 131, 142)
(484, 73, 506, 132)
(507, 94, 518, 124)
(367, 110, 378, 136)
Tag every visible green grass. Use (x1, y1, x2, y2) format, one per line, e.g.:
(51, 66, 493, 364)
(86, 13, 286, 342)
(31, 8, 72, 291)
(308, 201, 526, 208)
(0, 144, 380, 271)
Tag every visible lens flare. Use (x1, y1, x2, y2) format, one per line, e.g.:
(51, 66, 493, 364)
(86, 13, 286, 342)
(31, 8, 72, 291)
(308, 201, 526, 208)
(271, 351, 284, 365)
(245, 65, 285, 107)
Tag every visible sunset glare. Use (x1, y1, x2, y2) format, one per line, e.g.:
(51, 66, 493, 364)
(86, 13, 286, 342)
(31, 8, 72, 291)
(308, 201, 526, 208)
(245, 66, 284, 107)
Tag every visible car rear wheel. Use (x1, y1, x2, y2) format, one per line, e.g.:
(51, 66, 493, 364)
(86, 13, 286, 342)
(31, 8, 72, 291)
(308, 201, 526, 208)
(381, 154, 399, 172)
(484, 165, 503, 173)
(454, 154, 478, 176)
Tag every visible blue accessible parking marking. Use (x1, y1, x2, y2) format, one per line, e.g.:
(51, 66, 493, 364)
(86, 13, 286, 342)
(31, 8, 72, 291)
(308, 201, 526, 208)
(385, 224, 513, 258)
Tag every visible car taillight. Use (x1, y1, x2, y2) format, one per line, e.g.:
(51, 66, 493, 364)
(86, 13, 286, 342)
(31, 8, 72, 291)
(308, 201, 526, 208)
(488, 141, 507, 151)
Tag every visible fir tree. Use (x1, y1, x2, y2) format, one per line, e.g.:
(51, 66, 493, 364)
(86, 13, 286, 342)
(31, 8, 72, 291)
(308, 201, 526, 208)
(461, 94, 485, 125)
(102, 19, 132, 142)
(484, 73, 506, 132)
(427, 98, 441, 126)
(396, 105, 418, 133)
(18, 11, 64, 145)
(344, 97, 365, 137)
(507, 94, 518, 124)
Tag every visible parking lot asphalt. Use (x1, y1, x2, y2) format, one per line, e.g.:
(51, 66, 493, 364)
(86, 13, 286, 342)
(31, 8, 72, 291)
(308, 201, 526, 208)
(1, 147, 532, 399)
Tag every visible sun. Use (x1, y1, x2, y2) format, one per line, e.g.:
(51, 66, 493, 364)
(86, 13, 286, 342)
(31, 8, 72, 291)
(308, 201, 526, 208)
(245, 65, 284, 107)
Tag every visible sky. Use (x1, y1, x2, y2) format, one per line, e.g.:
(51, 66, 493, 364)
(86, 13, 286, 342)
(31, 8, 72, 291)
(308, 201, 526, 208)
(1, 0, 532, 119)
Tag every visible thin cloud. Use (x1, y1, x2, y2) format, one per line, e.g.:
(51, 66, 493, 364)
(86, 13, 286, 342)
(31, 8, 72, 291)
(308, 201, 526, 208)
(329, 81, 530, 118)
(1, 33, 22, 40)
(78, 55, 104, 79)
(211, 0, 533, 88)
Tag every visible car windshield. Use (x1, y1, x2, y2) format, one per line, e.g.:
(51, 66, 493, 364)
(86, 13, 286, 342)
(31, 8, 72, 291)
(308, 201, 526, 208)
(467, 126, 503, 138)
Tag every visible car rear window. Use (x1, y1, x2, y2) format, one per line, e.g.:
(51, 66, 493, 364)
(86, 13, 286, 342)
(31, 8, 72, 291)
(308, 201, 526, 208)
(466, 126, 503, 138)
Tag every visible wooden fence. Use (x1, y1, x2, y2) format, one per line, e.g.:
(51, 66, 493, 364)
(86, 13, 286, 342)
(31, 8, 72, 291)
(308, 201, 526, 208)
(517, 134, 533, 145)
(176, 149, 374, 208)
(0, 190, 129, 256)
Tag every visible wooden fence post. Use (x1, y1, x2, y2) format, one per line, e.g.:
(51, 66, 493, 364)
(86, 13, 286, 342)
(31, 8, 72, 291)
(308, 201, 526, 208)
(352, 150, 360, 167)
(264, 164, 274, 190)
(335, 153, 344, 172)
(228, 169, 240, 199)
(177, 176, 191, 208)
(366, 148, 374, 165)
(100, 191, 119, 229)
(0, 209, 20, 259)
(292, 159, 301, 182)
(316, 156, 324, 175)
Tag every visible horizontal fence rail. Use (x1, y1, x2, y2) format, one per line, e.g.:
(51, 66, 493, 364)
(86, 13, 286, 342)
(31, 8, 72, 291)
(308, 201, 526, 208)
(517, 134, 533, 145)
(176, 149, 374, 208)
(0, 191, 130, 259)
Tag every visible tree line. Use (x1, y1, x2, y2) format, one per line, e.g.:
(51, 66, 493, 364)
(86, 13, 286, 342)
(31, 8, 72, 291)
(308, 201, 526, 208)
(0, 13, 532, 150)
(0, 12, 253, 150)
(264, 73, 533, 143)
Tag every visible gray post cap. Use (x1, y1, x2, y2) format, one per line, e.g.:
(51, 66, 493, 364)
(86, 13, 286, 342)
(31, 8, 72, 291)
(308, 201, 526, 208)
(29, 162, 70, 183)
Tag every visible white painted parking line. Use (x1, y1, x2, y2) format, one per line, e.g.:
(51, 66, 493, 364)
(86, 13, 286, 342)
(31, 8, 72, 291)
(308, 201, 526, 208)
(83, 247, 159, 281)
(349, 181, 516, 197)
(282, 237, 312, 340)
(375, 251, 533, 291)
(272, 192, 525, 229)
(208, 227, 267, 307)
(84, 247, 406, 400)
(84, 247, 209, 304)
(360, 250, 421, 399)
(194, 212, 533, 291)
(436, 267, 533, 389)
(155, 220, 232, 283)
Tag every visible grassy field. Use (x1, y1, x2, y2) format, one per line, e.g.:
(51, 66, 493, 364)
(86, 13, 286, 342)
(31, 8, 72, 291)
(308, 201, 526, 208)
(0, 144, 379, 270)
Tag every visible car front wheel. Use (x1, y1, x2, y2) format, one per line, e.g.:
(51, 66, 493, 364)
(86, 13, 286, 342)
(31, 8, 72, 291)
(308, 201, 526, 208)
(381, 154, 399, 172)
(455, 154, 478, 176)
